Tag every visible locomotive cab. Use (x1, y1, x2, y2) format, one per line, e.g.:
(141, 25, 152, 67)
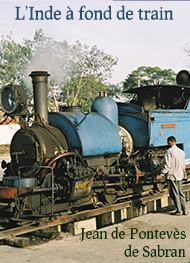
(117, 70, 190, 175)
(127, 85, 190, 111)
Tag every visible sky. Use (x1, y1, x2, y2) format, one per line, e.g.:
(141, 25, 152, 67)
(0, 0, 190, 84)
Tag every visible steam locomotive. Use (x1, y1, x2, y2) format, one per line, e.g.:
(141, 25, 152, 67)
(0, 70, 190, 217)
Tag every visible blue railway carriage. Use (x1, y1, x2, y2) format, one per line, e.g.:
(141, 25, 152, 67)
(117, 70, 190, 173)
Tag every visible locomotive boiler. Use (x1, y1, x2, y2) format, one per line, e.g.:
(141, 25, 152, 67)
(0, 70, 190, 218)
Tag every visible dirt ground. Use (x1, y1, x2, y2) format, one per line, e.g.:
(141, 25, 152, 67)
(0, 202, 190, 263)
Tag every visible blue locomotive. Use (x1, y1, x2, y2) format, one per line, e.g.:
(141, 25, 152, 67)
(0, 70, 189, 217)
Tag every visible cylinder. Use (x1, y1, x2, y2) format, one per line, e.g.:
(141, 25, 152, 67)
(29, 71, 50, 124)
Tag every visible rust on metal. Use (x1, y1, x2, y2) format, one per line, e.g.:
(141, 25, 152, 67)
(0, 188, 30, 199)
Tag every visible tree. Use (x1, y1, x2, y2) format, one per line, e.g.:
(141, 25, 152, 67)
(124, 66, 177, 91)
(60, 41, 118, 110)
(183, 42, 190, 58)
(0, 32, 32, 86)
(60, 75, 109, 111)
(0, 29, 118, 111)
(22, 29, 71, 107)
(26, 30, 118, 111)
(108, 82, 130, 102)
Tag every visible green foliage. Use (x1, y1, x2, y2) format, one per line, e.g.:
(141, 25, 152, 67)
(124, 66, 177, 91)
(0, 32, 32, 86)
(61, 75, 109, 112)
(108, 82, 130, 102)
(59, 41, 118, 110)
(39, 31, 117, 110)
(0, 30, 178, 112)
(24, 30, 119, 111)
(0, 29, 118, 111)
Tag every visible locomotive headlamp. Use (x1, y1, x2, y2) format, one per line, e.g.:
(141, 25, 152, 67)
(0, 84, 27, 114)
(176, 70, 190, 87)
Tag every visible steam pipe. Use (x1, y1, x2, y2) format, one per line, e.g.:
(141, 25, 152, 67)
(29, 71, 50, 124)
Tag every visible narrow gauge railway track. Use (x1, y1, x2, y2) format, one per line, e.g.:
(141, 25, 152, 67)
(0, 182, 190, 246)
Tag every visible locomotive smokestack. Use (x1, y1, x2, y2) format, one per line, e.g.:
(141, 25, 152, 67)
(29, 71, 50, 124)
